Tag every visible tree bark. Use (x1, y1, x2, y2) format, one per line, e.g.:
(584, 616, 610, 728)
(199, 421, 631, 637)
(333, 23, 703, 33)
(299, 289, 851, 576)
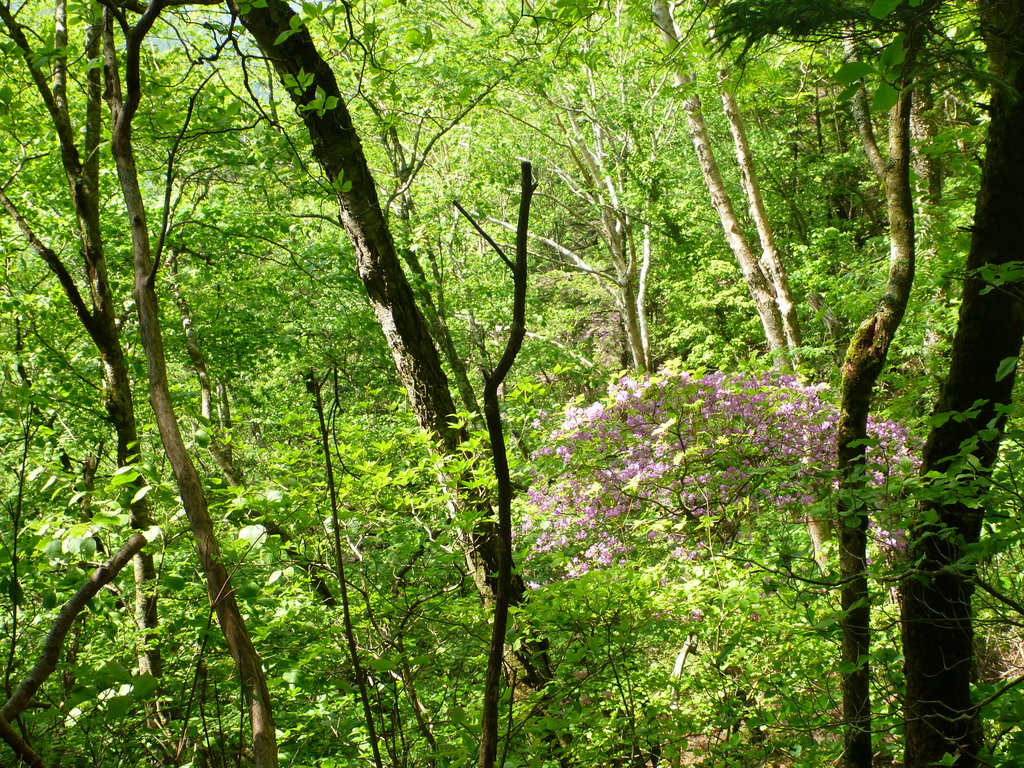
(835, 67, 917, 768)
(102, 8, 279, 766)
(0, 1, 161, 680)
(901, 2, 1024, 764)
(2, 534, 148, 722)
(478, 162, 533, 768)
(651, 0, 791, 364)
(380, 130, 483, 416)
(720, 81, 803, 354)
(166, 257, 245, 487)
(227, 0, 554, 693)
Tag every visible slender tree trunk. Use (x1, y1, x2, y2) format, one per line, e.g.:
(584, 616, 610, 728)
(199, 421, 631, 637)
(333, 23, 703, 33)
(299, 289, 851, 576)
(902, 2, 1024, 764)
(910, 84, 949, 357)
(228, 0, 555, 693)
(720, 81, 803, 354)
(386, 154, 482, 416)
(102, 10, 278, 766)
(683, 91, 789, 356)
(651, 0, 789, 363)
(401, 243, 483, 416)
(479, 161, 533, 768)
(2, 534, 149, 722)
(166, 257, 244, 487)
(0, 3, 161, 680)
(560, 102, 652, 372)
(309, 374, 384, 768)
(620, 260, 651, 372)
(168, 269, 339, 606)
(836, 74, 917, 768)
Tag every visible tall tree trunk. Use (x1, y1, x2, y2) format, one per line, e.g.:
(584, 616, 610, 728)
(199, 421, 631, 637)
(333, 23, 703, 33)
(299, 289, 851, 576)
(383, 141, 482, 416)
(0, 2, 161, 680)
(101, 9, 278, 766)
(651, 0, 790, 364)
(910, 83, 949, 358)
(720, 80, 803, 354)
(228, 0, 554, 692)
(559, 99, 652, 372)
(166, 257, 245, 487)
(479, 162, 533, 768)
(682, 91, 789, 357)
(836, 70, 917, 768)
(901, 2, 1024, 764)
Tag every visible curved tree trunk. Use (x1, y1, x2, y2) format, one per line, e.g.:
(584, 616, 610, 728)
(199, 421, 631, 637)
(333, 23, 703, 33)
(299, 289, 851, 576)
(102, 9, 278, 766)
(836, 66, 917, 768)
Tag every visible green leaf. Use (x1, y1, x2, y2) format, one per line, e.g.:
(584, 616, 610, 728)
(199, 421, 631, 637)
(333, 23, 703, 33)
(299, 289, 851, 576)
(238, 524, 267, 547)
(835, 62, 874, 85)
(872, 83, 899, 112)
(869, 0, 902, 18)
(164, 574, 186, 591)
(996, 356, 1018, 382)
(105, 695, 133, 718)
(96, 660, 132, 686)
(273, 28, 296, 46)
(837, 83, 861, 103)
(879, 34, 906, 70)
(131, 673, 158, 699)
(110, 467, 141, 487)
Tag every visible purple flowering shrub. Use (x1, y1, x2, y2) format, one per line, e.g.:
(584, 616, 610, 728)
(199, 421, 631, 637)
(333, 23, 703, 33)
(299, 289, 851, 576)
(524, 368, 916, 576)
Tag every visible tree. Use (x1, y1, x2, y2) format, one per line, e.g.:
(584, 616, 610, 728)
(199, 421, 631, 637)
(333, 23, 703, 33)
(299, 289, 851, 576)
(227, 0, 556, 722)
(901, 1, 1024, 764)
(653, 0, 803, 369)
(103, 3, 279, 764)
(0, 0, 162, 685)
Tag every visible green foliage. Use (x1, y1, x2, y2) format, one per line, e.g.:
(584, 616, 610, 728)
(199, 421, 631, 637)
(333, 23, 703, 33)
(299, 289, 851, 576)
(0, 0, 1018, 764)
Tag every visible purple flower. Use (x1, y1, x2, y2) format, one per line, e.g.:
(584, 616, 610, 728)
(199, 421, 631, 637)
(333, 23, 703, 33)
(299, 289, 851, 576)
(524, 368, 917, 576)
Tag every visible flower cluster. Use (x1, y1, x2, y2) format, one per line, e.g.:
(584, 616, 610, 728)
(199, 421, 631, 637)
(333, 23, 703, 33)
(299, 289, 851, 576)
(524, 370, 915, 576)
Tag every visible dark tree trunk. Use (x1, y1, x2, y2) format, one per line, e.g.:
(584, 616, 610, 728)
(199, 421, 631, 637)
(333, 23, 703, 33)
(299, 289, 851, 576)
(0, 3, 161, 681)
(228, 0, 555, 692)
(478, 162, 533, 768)
(901, 2, 1024, 765)
(836, 50, 918, 768)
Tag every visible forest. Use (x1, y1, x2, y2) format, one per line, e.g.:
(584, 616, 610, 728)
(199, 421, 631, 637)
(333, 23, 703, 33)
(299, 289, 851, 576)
(1, 0, 1023, 766)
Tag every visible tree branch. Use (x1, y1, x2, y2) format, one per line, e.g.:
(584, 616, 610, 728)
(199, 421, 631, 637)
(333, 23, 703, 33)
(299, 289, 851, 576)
(452, 200, 512, 271)
(0, 710, 47, 768)
(478, 160, 534, 768)
(2, 533, 149, 720)
(0, 188, 97, 332)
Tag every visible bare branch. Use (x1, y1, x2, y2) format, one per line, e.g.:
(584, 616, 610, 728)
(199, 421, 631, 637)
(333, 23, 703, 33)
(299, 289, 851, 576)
(452, 200, 512, 271)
